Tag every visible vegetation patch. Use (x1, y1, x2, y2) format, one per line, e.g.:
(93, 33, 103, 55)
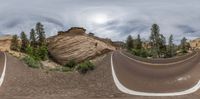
(77, 60, 95, 74)
(11, 22, 49, 69)
(130, 48, 152, 58)
(64, 59, 77, 68)
(126, 24, 191, 59)
(22, 55, 41, 68)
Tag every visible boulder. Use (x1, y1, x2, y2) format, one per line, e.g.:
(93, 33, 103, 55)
(48, 27, 116, 65)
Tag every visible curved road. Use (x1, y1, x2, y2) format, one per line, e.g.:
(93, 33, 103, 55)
(111, 51, 200, 96)
(0, 52, 6, 87)
(1, 50, 200, 98)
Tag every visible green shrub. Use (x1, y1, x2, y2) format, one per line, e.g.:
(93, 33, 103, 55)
(140, 49, 152, 58)
(25, 46, 34, 55)
(77, 60, 95, 74)
(22, 55, 41, 68)
(180, 49, 188, 54)
(25, 45, 48, 61)
(64, 60, 77, 68)
(36, 46, 48, 61)
(131, 48, 152, 58)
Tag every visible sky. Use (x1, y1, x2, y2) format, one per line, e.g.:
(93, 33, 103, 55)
(0, 0, 200, 43)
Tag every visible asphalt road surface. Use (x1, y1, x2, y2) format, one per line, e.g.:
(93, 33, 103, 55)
(1, 51, 200, 99)
(0, 52, 5, 78)
(112, 51, 200, 93)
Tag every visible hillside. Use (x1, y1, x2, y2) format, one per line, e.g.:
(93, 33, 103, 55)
(47, 27, 116, 65)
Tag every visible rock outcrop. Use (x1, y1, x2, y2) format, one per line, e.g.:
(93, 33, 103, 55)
(0, 35, 12, 51)
(48, 27, 116, 65)
(189, 38, 200, 49)
(0, 35, 21, 57)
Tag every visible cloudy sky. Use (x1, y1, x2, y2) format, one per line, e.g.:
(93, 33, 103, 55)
(1, 0, 200, 43)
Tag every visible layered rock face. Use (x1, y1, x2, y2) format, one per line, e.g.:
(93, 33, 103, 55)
(48, 27, 116, 65)
(189, 38, 200, 49)
(0, 35, 21, 57)
(0, 35, 12, 51)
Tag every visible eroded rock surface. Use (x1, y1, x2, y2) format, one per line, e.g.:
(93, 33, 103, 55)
(48, 27, 116, 65)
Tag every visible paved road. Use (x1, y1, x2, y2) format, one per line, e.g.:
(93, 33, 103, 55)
(1, 51, 200, 99)
(0, 52, 5, 78)
(112, 51, 200, 94)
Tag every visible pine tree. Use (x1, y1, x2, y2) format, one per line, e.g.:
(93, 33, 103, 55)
(167, 34, 175, 57)
(35, 22, 46, 46)
(10, 35, 20, 51)
(180, 37, 188, 53)
(20, 31, 29, 52)
(136, 34, 142, 49)
(126, 35, 134, 50)
(34, 22, 48, 60)
(37, 45, 48, 60)
(159, 34, 167, 57)
(150, 24, 160, 58)
(30, 28, 37, 47)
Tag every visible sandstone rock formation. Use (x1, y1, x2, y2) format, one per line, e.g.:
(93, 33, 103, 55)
(48, 27, 116, 65)
(0, 35, 12, 51)
(0, 35, 21, 57)
(189, 38, 200, 49)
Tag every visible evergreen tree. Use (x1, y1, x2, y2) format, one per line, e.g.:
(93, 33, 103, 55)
(30, 28, 37, 47)
(37, 45, 48, 60)
(159, 34, 167, 57)
(126, 35, 134, 50)
(35, 22, 48, 60)
(10, 35, 20, 51)
(150, 24, 161, 58)
(136, 34, 142, 49)
(20, 31, 29, 52)
(180, 37, 188, 53)
(26, 45, 34, 57)
(35, 22, 46, 46)
(167, 34, 176, 57)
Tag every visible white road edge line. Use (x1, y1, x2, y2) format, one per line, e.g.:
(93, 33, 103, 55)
(111, 53, 200, 96)
(0, 52, 7, 87)
(120, 51, 198, 66)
